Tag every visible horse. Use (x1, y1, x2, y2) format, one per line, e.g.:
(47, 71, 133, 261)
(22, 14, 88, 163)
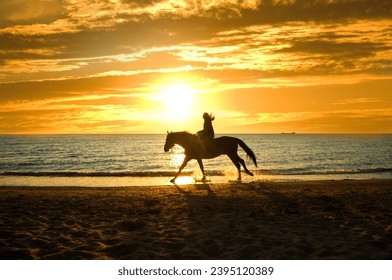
(164, 131, 257, 183)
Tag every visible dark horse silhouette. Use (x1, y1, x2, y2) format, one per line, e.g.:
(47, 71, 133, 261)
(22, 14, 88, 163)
(164, 131, 257, 183)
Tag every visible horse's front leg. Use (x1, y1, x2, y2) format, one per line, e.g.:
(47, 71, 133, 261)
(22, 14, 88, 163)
(170, 156, 190, 183)
(197, 158, 207, 182)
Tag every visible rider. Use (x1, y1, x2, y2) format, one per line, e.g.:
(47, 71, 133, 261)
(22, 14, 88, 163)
(197, 112, 215, 155)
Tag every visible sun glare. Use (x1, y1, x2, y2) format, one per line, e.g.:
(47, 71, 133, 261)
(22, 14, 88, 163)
(160, 84, 195, 119)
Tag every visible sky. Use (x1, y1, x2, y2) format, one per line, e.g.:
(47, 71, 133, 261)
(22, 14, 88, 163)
(0, 0, 391, 134)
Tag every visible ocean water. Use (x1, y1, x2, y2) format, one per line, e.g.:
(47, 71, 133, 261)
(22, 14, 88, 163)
(1, 134, 391, 186)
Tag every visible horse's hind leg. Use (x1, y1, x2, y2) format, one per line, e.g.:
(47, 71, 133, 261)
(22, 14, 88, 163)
(196, 158, 207, 182)
(228, 154, 242, 181)
(238, 157, 254, 176)
(228, 153, 254, 181)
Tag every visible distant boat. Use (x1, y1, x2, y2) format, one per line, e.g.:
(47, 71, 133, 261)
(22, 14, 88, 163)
(281, 132, 296, 134)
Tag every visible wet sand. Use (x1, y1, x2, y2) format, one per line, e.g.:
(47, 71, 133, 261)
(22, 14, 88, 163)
(1, 179, 391, 259)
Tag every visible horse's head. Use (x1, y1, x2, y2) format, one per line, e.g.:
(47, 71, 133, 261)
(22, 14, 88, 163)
(164, 131, 175, 152)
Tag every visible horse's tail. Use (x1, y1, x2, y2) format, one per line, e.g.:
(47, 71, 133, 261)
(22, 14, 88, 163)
(237, 139, 258, 167)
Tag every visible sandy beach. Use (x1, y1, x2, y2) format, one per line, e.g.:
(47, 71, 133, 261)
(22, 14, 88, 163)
(1, 179, 391, 260)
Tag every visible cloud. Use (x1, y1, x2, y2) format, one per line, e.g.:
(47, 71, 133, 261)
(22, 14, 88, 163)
(1, 17, 391, 89)
(226, 108, 392, 133)
(0, 0, 64, 27)
(1, 0, 390, 37)
(277, 40, 389, 59)
(333, 98, 382, 105)
(173, 20, 392, 79)
(1, 0, 391, 84)
(242, 0, 392, 24)
(0, 0, 261, 36)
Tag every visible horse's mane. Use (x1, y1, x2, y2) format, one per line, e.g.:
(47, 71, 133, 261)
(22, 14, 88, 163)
(172, 131, 198, 139)
(176, 131, 194, 136)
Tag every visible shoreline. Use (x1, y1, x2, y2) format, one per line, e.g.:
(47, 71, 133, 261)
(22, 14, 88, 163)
(1, 179, 392, 259)
(1, 172, 391, 188)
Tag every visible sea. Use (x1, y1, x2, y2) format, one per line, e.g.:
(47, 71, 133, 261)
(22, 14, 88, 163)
(1, 134, 391, 187)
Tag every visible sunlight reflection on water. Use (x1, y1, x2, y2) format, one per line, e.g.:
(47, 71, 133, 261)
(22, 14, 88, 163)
(169, 145, 185, 168)
(172, 176, 195, 185)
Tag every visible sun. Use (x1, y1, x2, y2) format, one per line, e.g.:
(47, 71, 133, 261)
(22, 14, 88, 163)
(159, 84, 195, 119)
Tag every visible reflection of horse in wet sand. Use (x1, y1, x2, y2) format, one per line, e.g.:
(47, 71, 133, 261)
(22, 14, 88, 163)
(164, 131, 257, 183)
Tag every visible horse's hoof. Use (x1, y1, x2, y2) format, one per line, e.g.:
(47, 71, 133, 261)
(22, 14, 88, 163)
(170, 178, 176, 184)
(229, 179, 242, 183)
(197, 177, 210, 183)
(248, 172, 254, 176)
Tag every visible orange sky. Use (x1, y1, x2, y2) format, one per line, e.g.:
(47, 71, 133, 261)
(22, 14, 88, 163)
(0, 0, 391, 134)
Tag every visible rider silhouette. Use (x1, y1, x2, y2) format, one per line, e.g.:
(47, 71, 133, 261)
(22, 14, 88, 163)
(197, 112, 215, 155)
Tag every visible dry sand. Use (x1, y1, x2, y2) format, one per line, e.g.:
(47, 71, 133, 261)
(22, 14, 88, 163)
(0, 179, 391, 259)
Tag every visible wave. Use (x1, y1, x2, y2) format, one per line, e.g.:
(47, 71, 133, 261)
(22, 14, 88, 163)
(0, 171, 187, 177)
(260, 168, 392, 176)
(1, 168, 392, 177)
